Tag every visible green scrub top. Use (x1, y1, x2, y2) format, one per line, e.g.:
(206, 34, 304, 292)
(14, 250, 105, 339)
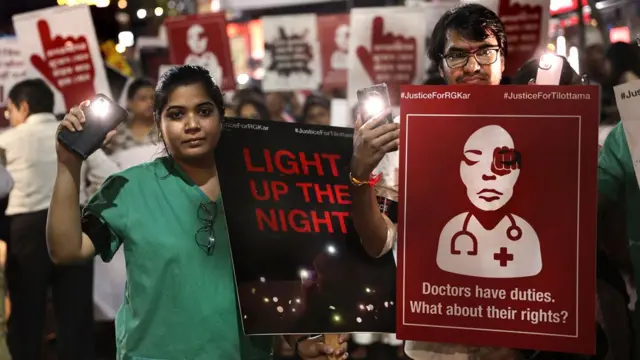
(598, 122, 640, 326)
(84, 157, 273, 360)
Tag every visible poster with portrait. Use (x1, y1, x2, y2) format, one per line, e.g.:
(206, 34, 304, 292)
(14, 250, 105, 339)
(261, 14, 322, 92)
(0, 37, 27, 128)
(215, 118, 396, 334)
(12, 5, 111, 114)
(164, 13, 236, 91)
(396, 85, 599, 353)
(317, 14, 349, 90)
(347, 6, 431, 108)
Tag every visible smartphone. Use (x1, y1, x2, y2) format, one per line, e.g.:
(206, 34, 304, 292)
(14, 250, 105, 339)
(57, 94, 128, 160)
(535, 53, 564, 85)
(356, 83, 393, 127)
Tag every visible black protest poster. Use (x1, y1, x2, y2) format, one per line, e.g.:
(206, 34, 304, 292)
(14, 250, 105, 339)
(215, 118, 396, 335)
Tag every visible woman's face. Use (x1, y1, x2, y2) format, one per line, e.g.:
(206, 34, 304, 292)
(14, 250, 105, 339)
(160, 83, 221, 162)
(305, 105, 330, 126)
(239, 103, 262, 120)
(129, 86, 155, 120)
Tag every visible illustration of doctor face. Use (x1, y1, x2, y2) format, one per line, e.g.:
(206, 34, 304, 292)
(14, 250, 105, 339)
(460, 125, 520, 211)
(187, 24, 208, 54)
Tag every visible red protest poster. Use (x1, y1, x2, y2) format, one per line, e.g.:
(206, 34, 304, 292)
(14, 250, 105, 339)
(474, 0, 550, 76)
(164, 13, 236, 91)
(317, 14, 349, 90)
(12, 5, 112, 114)
(397, 85, 598, 354)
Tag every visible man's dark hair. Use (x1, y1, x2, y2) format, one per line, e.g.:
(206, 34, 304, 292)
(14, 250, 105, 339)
(8, 78, 55, 115)
(126, 78, 155, 101)
(427, 3, 507, 70)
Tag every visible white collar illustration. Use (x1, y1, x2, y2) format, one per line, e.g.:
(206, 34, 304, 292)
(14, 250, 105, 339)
(436, 125, 542, 278)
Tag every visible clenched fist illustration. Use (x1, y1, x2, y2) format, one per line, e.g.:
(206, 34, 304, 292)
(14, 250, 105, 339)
(491, 146, 521, 176)
(356, 17, 417, 84)
(30, 20, 96, 111)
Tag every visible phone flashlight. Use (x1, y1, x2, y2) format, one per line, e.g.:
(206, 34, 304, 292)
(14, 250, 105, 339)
(538, 53, 555, 70)
(535, 53, 564, 85)
(57, 94, 128, 160)
(90, 98, 111, 118)
(363, 91, 385, 118)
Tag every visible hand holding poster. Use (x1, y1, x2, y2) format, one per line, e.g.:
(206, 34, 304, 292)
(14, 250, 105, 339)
(215, 119, 396, 334)
(261, 14, 322, 91)
(12, 5, 111, 113)
(614, 79, 640, 188)
(164, 13, 236, 91)
(397, 85, 598, 353)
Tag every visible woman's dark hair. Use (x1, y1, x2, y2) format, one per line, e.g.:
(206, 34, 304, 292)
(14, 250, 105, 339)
(126, 78, 155, 101)
(428, 3, 507, 70)
(605, 42, 640, 85)
(512, 56, 581, 85)
(301, 95, 330, 124)
(154, 65, 224, 123)
(235, 92, 270, 121)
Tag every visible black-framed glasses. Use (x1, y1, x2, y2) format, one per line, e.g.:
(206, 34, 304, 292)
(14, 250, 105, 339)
(195, 201, 217, 255)
(442, 47, 501, 69)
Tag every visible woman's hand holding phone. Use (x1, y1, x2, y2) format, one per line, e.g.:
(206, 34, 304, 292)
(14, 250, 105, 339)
(350, 108, 399, 181)
(56, 100, 116, 168)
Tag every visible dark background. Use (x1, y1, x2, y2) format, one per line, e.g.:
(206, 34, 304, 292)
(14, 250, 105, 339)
(215, 118, 397, 335)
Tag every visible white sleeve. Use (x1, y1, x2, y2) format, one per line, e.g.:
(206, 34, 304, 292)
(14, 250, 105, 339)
(86, 149, 121, 191)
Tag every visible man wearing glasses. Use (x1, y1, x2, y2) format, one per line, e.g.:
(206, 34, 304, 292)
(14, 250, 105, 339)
(349, 3, 521, 359)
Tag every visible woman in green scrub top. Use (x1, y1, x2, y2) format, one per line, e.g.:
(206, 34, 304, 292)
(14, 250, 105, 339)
(46, 65, 349, 360)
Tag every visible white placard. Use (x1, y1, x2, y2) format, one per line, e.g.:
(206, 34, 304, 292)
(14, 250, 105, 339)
(614, 79, 640, 187)
(330, 98, 350, 128)
(12, 5, 111, 113)
(261, 14, 322, 91)
(347, 6, 434, 107)
(0, 38, 27, 111)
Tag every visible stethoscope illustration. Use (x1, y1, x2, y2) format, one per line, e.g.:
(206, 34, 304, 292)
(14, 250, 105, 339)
(450, 212, 522, 255)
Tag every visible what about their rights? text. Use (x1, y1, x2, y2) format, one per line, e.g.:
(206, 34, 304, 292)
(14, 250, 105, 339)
(409, 283, 569, 325)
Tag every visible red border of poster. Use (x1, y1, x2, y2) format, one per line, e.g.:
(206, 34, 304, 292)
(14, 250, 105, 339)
(397, 85, 598, 354)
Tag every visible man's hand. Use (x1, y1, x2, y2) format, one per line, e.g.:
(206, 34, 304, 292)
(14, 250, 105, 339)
(350, 109, 399, 180)
(297, 334, 349, 360)
(31, 20, 96, 111)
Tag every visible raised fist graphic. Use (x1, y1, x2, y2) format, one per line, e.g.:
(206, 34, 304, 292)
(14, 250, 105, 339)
(491, 146, 521, 176)
(30, 20, 96, 111)
(356, 17, 417, 84)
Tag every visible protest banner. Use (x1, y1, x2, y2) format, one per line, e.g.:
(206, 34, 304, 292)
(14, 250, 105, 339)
(164, 13, 236, 91)
(347, 6, 436, 108)
(0, 38, 27, 127)
(12, 5, 111, 113)
(215, 118, 396, 334)
(614, 79, 640, 188)
(261, 14, 322, 91)
(317, 14, 349, 90)
(397, 85, 599, 353)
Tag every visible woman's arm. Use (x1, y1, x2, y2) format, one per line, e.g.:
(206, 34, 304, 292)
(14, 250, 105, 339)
(47, 160, 96, 264)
